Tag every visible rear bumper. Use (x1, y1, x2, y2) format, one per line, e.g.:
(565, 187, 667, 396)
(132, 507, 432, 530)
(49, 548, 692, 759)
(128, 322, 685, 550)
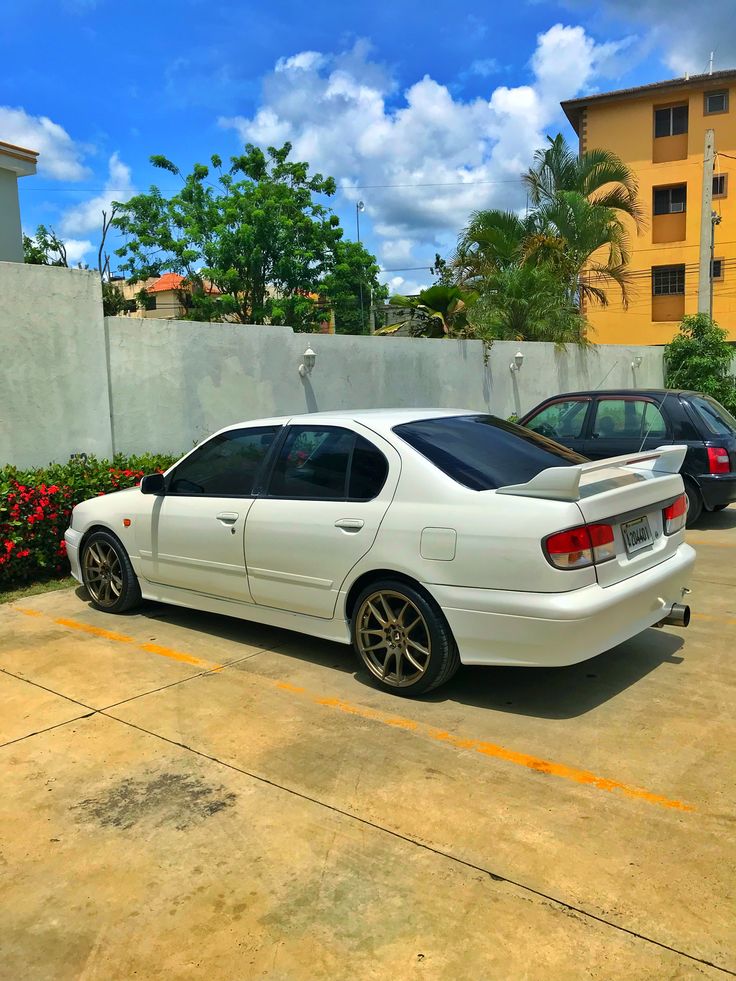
(428, 544, 695, 667)
(64, 528, 83, 583)
(697, 473, 736, 509)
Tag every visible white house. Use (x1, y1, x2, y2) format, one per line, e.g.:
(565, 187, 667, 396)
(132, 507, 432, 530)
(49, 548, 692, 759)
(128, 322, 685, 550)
(0, 140, 38, 262)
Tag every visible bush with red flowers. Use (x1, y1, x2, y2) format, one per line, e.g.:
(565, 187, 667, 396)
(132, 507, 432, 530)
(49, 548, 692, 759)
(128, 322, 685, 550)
(0, 452, 179, 591)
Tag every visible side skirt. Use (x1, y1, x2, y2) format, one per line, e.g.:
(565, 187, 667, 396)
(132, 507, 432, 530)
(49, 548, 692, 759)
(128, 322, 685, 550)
(138, 580, 352, 646)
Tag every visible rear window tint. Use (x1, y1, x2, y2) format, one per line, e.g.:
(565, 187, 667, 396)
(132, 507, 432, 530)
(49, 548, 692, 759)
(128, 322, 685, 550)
(393, 415, 586, 491)
(689, 396, 736, 437)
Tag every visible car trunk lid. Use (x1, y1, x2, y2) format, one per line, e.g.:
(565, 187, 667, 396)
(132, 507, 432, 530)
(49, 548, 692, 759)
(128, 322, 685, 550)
(498, 446, 687, 586)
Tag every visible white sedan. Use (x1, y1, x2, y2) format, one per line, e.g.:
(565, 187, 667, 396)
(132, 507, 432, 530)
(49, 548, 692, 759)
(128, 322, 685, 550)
(65, 410, 695, 696)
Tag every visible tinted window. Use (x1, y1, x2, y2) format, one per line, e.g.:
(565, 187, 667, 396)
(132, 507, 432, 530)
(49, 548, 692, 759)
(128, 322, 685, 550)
(267, 427, 388, 500)
(168, 427, 278, 495)
(689, 396, 736, 437)
(393, 415, 585, 491)
(526, 399, 589, 439)
(592, 399, 667, 439)
(349, 438, 389, 499)
(654, 104, 688, 137)
(642, 402, 668, 439)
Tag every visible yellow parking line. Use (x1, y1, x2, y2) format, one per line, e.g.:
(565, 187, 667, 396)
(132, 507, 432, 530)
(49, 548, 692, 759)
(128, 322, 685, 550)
(12, 607, 221, 671)
(12, 606, 693, 811)
(302, 693, 692, 812)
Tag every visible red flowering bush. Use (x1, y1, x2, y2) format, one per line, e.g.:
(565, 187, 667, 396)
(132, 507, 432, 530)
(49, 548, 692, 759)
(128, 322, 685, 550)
(0, 452, 179, 591)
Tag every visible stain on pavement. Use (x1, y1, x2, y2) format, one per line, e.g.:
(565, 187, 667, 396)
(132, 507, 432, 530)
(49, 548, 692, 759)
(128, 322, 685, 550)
(72, 770, 237, 831)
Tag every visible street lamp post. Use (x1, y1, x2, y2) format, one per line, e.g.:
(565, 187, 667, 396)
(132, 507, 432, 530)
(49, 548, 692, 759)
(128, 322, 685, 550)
(356, 201, 365, 332)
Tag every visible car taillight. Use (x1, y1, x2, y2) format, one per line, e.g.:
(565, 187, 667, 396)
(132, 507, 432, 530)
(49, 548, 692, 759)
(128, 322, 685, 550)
(663, 493, 687, 535)
(544, 523, 615, 569)
(707, 446, 731, 474)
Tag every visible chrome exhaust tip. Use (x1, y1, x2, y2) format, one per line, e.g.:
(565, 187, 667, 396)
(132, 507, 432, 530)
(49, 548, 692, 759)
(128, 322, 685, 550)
(656, 603, 691, 628)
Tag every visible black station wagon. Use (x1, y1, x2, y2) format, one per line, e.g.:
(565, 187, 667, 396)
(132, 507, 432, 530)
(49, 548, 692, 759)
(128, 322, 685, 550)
(519, 389, 736, 526)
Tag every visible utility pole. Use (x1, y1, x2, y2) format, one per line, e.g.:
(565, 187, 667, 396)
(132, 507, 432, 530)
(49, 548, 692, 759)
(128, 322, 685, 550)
(356, 201, 365, 332)
(710, 211, 722, 319)
(698, 129, 715, 314)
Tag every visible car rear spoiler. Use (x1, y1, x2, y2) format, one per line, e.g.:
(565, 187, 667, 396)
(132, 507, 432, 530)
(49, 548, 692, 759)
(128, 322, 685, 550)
(496, 445, 687, 503)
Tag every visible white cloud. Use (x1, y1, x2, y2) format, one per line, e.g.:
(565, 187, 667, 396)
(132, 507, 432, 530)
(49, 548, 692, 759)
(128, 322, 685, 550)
(61, 152, 134, 236)
(64, 238, 95, 265)
(468, 58, 500, 78)
(588, 0, 735, 76)
(220, 27, 621, 282)
(275, 51, 326, 73)
(0, 106, 90, 180)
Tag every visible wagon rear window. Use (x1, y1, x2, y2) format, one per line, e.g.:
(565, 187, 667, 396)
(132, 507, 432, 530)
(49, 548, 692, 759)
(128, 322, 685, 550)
(394, 415, 586, 491)
(689, 396, 736, 437)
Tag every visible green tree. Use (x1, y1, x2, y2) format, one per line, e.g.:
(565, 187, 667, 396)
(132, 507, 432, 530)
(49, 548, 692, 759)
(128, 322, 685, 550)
(522, 133, 644, 308)
(375, 285, 473, 338)
(114, 142, 344, 327)
(320, 240, 387, 334)
(468, 264, 587, 345)
(23, 225, 68, 266)
(524, 134, 643, 223)
(101, 281, 135, 316)
(664, 314, 736, 412)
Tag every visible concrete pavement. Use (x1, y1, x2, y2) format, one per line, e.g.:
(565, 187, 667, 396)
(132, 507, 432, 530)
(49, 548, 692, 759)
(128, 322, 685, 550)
(1, 510, 735, 979)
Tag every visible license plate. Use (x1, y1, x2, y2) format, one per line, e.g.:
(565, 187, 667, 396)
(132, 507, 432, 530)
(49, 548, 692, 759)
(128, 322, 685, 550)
(621, 516, 653, 555)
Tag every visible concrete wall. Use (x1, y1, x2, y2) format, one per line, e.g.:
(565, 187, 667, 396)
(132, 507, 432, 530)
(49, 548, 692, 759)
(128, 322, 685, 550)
(0, 171, 23, 263)
(107, 317, 664, 456)
(0, 261, 672, 467)
(0, 262, 113, 467)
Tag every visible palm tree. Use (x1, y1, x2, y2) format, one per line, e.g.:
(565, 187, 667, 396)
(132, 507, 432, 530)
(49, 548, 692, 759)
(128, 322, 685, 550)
(523, 134, 644, 227)
(521, 134, 644, 309)
(470, 263, 587, 346)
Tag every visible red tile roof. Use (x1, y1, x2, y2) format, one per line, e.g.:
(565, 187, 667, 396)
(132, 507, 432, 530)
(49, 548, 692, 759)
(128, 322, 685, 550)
(147, 272, 221, 295)
(147, 272, 185, 293)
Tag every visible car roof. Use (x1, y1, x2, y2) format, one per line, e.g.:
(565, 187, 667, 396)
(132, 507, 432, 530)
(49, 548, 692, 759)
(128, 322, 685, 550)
(533, 389, 699, 399)
(216, 408, 478, 438)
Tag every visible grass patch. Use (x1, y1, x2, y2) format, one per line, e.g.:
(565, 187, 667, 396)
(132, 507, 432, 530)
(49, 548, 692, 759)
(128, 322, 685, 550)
(0, 576, 77, 605)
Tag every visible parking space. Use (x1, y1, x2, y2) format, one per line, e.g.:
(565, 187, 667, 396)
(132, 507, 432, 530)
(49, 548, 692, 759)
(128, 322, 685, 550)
(1, 510, 735, 979)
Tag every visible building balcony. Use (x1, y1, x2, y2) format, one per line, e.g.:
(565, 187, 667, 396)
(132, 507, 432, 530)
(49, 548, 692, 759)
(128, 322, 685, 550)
(652, 211, 687, 243)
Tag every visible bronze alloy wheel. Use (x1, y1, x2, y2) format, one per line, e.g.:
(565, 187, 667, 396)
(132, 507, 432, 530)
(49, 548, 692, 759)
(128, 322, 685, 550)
(355, 589, 432, 688)
(82, 539, 124, 608)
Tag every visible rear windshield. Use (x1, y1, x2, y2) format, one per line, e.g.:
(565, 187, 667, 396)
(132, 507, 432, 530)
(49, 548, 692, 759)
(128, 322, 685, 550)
(394, 415, 586, 491)
(689, 396, 736, 437)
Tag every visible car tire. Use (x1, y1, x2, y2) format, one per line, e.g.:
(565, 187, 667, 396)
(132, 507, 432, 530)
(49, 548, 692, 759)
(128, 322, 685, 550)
(81, 529, 141, 614)
(351, 579, 461, 696)
(684, 479, 703, 527)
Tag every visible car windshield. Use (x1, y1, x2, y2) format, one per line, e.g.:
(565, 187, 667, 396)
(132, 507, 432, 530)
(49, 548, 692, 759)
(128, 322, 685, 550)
(394, 415, 587, 491)
(689, 396, 736, 437)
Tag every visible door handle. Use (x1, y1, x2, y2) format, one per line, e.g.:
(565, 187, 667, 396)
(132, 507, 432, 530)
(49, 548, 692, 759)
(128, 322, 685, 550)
(335, 518, 364, 532)
(216, 512, 239, 525)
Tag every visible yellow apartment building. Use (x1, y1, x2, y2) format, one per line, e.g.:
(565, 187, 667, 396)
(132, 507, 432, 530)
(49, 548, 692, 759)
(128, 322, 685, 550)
(562, 70, 736, 344)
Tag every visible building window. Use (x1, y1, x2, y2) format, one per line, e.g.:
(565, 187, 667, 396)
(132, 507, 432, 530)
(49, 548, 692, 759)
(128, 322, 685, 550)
(654, 104, 688, 137)
(653, 184, 687, 214)
(712, 258, 724, 281)
(713, 174, 728, 198)
(704, 90, 729, 115)
(652, 265, 685, 295)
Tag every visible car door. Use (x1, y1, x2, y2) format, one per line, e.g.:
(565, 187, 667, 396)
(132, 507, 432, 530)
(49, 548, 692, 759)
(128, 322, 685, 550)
(136, 426, 279, 601)
(245, 424, 400, 618)
(522, 397, 591, 455)
(582, 397, 672, 460)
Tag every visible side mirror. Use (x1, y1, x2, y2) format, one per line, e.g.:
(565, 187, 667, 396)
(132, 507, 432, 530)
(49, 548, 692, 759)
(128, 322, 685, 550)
(140, 473, 166, 495)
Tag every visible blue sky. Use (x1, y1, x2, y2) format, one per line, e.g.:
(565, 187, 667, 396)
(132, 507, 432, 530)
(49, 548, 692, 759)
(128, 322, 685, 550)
(3, 0, 730, 292)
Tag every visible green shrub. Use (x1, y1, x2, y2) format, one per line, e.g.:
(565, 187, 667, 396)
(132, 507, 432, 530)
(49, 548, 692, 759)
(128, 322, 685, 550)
(664, 314, 736, 413)
(0, 452, 179, 591)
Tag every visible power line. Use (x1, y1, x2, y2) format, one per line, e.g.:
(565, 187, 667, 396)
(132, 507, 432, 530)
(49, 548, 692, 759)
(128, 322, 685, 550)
(21, 176, 521, 194)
